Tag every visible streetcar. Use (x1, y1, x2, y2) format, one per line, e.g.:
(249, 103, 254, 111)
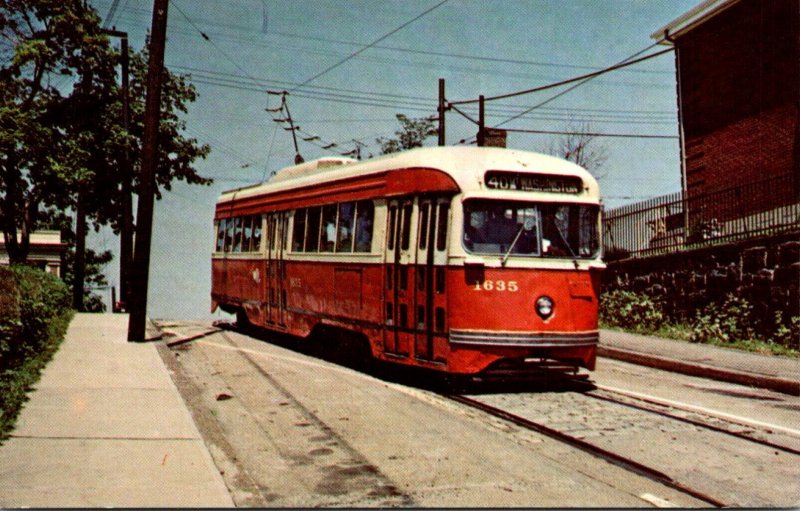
(211, 146, 604, 375)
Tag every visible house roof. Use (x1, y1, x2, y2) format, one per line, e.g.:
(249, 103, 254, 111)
(651, 0, 741, 45)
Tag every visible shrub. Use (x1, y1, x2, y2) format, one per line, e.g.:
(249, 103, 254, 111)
(0, 265, 73, 442)
(690, 294, 755, 344)
(773, 314, 800, 351)
(600, 289, 665, 332)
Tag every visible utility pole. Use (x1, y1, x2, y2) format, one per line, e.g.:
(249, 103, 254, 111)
(102, 29, 132, 311)
(477, 95, 486, 147)
(128, 0, 169, 342)
(437, 78, 446, 146)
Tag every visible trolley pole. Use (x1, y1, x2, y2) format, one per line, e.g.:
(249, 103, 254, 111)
(477, 95, 485, 147)
(438, 78, 446, 146)
(128, 0, 169, 342)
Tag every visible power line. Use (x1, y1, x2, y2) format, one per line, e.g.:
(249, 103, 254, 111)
(502, 128, 678, 139)
(181, 66, 675, 125)
(177, 63, 675, 119)
(168, 0, 358, 159)
(449, 46, 673, 106)
(290, 0, 449, 92)
(102, 0, 122, 28)
(107, 3, 670, 76)
(493, 43, 666, 130)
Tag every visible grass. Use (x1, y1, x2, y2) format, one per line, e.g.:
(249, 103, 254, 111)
(600, 319, 800, 358)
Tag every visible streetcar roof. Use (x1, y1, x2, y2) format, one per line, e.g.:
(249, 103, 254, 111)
(217, 146, 599, 205)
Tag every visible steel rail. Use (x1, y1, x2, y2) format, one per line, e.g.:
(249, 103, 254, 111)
(580, 384, 800, 456)
(444, 393, 729, 508)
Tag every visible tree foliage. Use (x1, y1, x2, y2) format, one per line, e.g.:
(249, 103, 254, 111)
(0, 0, 211, 301)
(0, 0, 117, 262)
(376, 114, 438, 155)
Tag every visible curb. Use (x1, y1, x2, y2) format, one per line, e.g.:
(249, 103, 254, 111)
(598, 346, 800, 397)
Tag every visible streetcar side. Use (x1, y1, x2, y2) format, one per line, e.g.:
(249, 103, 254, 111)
(211, 147, 603, 375)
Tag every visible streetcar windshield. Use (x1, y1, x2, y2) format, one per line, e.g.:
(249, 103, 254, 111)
(462, 200, 600, 259)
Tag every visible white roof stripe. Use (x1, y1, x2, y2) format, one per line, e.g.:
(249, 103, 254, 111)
(217, 146, 598, 205)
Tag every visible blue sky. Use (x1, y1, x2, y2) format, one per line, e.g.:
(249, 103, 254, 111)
(85, 0, 699, 319)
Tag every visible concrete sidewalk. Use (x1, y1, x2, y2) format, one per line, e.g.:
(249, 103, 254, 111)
(599, 329, 800, 396)
(0, 313, 233, 508)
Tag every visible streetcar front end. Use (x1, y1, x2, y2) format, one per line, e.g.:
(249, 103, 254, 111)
(444, 165, 604, 375)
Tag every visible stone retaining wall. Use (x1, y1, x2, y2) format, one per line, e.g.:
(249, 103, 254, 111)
(603, 234, 800, 324)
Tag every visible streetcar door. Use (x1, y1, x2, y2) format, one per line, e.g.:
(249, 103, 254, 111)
(383, 198, 414, 356)
(266, 212, 288, 326)
(414, 197, 450, 362)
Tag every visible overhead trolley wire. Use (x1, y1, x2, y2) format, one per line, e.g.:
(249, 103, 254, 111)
(289, 0, 449, 92)
(451, 43, 676, 145)
(502, 128, 678, 139)
(169, 0, 358, 160)
(448, 46, 673, 106)
(493, 43, 668, 130)
(180, 66, 674, 125)
(109, 3, 670, 76)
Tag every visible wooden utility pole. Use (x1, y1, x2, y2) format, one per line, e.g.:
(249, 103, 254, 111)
(438, 78, 446, 146)
(128, 0, 169, 341)
(477, 95, 485, 146)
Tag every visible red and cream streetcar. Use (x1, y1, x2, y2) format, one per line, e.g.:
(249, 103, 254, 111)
(211, 146, 604, 375)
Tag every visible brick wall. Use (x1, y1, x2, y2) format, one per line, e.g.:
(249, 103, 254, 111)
(676, 0, 799, 205)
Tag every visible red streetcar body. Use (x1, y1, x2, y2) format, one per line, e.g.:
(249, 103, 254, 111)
(212, 147, 604, 375)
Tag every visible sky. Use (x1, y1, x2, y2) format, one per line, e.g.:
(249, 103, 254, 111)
(84, 0, 700, 319)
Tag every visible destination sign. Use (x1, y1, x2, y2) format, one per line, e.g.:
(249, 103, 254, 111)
(484, 171, 583, 194)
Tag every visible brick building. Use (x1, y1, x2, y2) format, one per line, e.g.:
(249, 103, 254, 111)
(652, 0, 799, 224)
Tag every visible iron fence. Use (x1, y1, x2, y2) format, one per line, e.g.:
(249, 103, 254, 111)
(603, 173, 800, 260)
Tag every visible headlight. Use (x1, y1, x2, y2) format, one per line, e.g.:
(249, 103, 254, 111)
(536, 296, 554, 320)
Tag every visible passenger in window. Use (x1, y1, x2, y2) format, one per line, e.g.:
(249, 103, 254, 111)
(321, 204, 337, 252)
(355, 205, 373, 252)
(337, 203, 355, 252)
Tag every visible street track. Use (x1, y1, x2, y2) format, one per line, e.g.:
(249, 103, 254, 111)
(162, 320, 799, 507)
(199, 321, 800, 459)
(444, 393, 729, 508)
(214, 323, 729, 507)
(581, 383, 800, 456)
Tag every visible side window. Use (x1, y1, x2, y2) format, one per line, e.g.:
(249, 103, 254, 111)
(292, 209, 306, 252)
(215, 219, 226, 252)
(232, 217, 243, 252)
(320, 204, 337, 252)
(242, 216, 253, 252)
(305, 206, 321, 252)
(436, 202, 450, 252)
(354, 201, 374, 253)
(252, 216, 262, 252)
(224, 218, 234, 252)
(336, 202, 355, 252)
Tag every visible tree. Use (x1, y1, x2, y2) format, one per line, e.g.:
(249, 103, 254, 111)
(1, 1, 211, 309)
(0, 0, 117, 264)
(376, 114, 438, 155)
(547, 122, 608, 180)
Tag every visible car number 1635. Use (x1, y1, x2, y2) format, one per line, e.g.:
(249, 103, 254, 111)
(473, 280, 519, 292)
